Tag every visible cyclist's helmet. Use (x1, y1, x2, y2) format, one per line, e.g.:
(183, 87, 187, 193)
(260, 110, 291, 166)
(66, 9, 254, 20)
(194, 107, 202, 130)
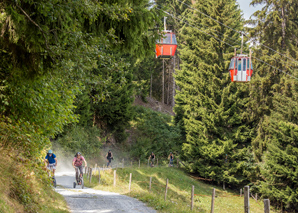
(48, 150, 53, 154)
(75, 152, 81, 157)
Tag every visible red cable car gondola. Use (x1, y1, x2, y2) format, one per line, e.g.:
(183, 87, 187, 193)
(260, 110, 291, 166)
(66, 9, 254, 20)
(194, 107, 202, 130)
(155, 31, 177, 59)
(229, 54, 253, 82)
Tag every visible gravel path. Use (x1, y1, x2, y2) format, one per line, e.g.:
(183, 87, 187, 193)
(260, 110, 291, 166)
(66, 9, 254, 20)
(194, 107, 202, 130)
(55, 172, 157, 213)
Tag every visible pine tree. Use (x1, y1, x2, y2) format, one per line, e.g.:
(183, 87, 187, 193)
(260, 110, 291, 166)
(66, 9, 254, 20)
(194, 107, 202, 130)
(89, 51, 135, 143)
(174, 0, 255, 185)
(248, 0, 298, 210)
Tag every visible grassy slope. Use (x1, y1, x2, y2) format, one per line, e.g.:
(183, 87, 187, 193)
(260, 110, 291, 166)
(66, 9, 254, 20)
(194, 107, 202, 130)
(85, 166, 267, 213)
(0, 148, 69, 213)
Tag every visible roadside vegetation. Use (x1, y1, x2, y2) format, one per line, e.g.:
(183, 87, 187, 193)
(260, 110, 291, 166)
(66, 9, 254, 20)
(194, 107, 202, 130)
(0, 148, 68, 213)
(84, 166, 267, 213)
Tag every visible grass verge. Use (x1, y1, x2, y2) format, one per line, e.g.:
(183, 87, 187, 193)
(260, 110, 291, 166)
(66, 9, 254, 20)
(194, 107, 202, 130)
(0, 148, 69, 213)
(84, 166, 268, 213)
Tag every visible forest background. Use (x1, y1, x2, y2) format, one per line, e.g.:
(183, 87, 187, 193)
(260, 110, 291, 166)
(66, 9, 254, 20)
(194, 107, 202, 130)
(0, 0, 297, 212)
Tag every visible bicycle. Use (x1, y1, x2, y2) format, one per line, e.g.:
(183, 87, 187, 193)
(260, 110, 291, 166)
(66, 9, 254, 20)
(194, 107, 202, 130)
(150, 159, 155, 167)
(107, 157, 113, 167)
(73, 167, 84, 189)
(47, 164, 57, 188)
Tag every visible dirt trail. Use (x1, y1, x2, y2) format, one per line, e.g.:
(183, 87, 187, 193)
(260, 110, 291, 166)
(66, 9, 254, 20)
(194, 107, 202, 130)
(55, 172, 156, 213)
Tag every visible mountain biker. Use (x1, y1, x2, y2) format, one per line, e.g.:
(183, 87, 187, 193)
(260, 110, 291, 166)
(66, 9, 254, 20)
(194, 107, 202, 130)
(72, 152, 87, 184)
(44, 150, 57, 176)
(105, 150, 113, 167)
(168, 152, 174, 167)
(148, 152, 155, 167)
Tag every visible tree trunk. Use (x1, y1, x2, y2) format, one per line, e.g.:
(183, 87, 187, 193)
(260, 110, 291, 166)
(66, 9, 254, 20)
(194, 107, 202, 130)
(172, 55, 176, 107)
(162, 59, 165, 104)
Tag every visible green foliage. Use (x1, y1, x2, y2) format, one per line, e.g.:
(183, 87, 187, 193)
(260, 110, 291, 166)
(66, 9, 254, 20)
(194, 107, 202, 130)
(83, 51, 135, 143)
(129, 106, 182, 159)
(258, 119, 298, 210)
(131, 56, 163, 101)
(0, 0, 162, 145)
(55, 125, 102, 158)
(174, 0, 255, 185)
(247, 1, 298, 211)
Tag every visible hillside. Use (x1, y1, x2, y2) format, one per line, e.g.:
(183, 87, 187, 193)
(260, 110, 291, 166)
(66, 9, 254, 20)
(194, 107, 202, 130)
(0, 148, 69, 212)
(84, 166, 268, 213)
(133, 96, 175, 116)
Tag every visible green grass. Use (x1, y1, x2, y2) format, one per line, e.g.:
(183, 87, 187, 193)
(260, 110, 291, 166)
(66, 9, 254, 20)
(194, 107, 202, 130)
(0, 149, 69, 213)
(84, 166, 268, 213)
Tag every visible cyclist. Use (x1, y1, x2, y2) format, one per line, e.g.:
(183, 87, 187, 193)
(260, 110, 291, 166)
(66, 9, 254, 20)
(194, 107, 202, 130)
(72, 152, 87, 185)
(148, 152, 155, 167)
(168, 152, 174, 167)
(44, 150, 57, 176)
(105, 150, 113, 167)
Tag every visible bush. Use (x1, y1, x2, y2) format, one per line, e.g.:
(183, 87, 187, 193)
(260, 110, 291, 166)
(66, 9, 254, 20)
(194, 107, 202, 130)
(129, 106, 182, 160)
(54, 124, 102, 158)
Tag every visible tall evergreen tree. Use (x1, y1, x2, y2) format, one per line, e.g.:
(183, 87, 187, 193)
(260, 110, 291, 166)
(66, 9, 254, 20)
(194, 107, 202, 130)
(248, 0, 298, 210)
(174, 0, 255, 185)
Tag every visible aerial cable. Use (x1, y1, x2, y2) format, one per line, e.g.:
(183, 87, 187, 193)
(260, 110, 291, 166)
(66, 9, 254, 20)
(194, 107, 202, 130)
(165, 6, 241, 46)
(176, 0, 298, 67)
(157, 8, 237, 49)
(252, 56, 298, 80)
(176, 0, 241, 36)
(158, 5, 298, 75)
(157, 8, 298, 81)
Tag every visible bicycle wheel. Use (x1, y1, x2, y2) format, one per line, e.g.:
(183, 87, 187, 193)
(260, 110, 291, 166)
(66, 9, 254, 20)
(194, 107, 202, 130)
(73, 182, 76, 188)
(81, 178, 84, 189)
(53, 177, 57, 188)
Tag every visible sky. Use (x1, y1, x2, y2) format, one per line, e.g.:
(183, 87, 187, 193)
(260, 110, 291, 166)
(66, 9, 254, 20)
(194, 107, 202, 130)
(236, 0, 264, 20)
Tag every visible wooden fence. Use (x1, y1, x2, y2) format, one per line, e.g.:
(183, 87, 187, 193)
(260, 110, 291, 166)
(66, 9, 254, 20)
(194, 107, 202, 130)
(83, 160, 270, 213)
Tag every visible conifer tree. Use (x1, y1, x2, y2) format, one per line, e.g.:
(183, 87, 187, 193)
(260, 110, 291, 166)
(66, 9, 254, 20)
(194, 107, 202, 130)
(174, 0, 255, 185)
(248, 1, 298, 210)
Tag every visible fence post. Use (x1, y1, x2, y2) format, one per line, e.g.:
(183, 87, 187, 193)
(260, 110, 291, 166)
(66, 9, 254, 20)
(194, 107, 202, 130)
(129, 173, 132, 192)
(89, 168, 92, 184)
(85, 166, 87, 175)
(157, 158, 158, 167)
(113, 170, 116, 187)
(223, 182, 225, 190)
(149, 177, 152, 192)
(211, 188, 215, 213)
(244, 186, 250, 213)
(131, 161, 132, 167)
(255, 193, 258, 200)
(240, 188, 242, 197)
(164, 179, 168, 201)
(98, 170, 101, 184)
(264, 199, 270, 213)
(122, 158, 124, 168)
(191, 185, 194, 211)
(139, 159, 140, 168)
